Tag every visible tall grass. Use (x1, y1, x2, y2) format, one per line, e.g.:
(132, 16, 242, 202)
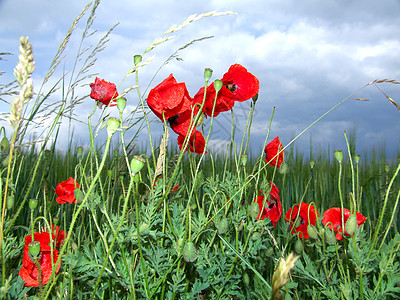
(1, 1, 400, 299)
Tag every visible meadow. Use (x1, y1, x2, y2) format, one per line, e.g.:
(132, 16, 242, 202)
(1, 2, 400, 299)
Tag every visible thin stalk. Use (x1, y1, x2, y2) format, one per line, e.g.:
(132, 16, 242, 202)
(90, 172, 136, 300)
(368, 160, 400, 258)
(344, 131, 356, 212)
(42, 132, 113, 298)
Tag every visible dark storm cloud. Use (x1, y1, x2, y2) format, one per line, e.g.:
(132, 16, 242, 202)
(0, 0, 398, 158)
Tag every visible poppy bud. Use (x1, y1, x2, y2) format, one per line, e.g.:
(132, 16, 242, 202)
(194, 113, 205, 127)
(252, 232, 261, 241)
(74, 189, 84, 202)
(279, 161, 288, 174)
(248, 202, 259, 219)
(265, 247, 274, 257)
(29, 198, 38, 210)
(139, 223, 149, 235)
(293, 218, 301, 229)
(116, 97, 127, 113)
(130, 155, 146, 174)
(354, 154, 360, 164)
(252, 93, 259, 103)
(334, 150, 343, 163)
(183, 241, 197, 262)
(0, 136, 9, 152)
(106, 117, 121, 137)
(307, 225, 318, 240)
(6, 195, 14, 209)
(132, 173, 140, 183)
(216, 217, 229, 235)
(240, 154, 248, 166)
(28, 241, 41, 260)
(214, 80, 223, 93)
(204, 68, 213, 81)
(176, 237, 184, 252)
(2, 155, 9, 167)
(345, 214, 358, 235)
(243, 272, 250, 286)
(134, 55, 142, 66)
(325, 229, 336, 245)
(294, 239, 304, 254)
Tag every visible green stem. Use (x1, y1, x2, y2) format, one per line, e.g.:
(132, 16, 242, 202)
(34, 258, 43, 296)
(90, 172, 136, 300)
(42, 132, 113, 298)
(368, 160, 400, 258)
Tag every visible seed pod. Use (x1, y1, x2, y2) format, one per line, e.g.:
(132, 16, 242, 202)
(214, 80, 223, 93)
(204, 68, 213, 81)
(28, 241, 41, 260)
(29, 198, 38, 210)
(106, 117, 121, 137)
(345, 214, 358, 235)
(131, 155, 145, 173)
(334, 150, 343, 163)
(183, 241, 197, 263)
(116, 97, 127, 112)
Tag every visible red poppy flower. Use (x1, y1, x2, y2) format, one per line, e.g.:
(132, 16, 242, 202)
(254, 182, 282, 227)
(55, 177, 80, 204)
(168, 109, 193, 136)
(220, 64, 260, 102)
(147, 74, 192, 121)
(177, 130, 207, 155)
(322, 208, 366, 240)
(19, 232, 61, 287)
(285, 203, 319, 239)
(90, 77, 119, 107)
(193, 84, 235, 117)
(265, 136, 284, 168)
(168, 109, 207, 155)
(42, 224, 66, 247)
(193, 64, 259, 117)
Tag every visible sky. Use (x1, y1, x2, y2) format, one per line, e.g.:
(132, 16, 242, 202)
(0, 0, 399, 161)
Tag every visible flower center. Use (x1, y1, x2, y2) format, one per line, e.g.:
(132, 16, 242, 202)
(226, 83, 237, 93)
(168, 114, 179, 125)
